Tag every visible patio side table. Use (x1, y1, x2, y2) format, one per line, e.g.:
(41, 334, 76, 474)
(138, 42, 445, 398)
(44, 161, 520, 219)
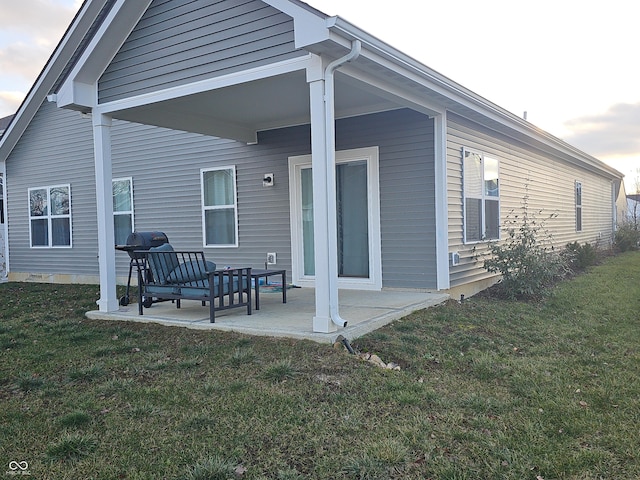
(250, 269, 286, 310)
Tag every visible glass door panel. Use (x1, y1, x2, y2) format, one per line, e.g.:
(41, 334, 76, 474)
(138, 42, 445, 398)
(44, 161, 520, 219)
(337, 161, 369, 277)
(301, 168, 315, 276)
(300, 161, 369, 279)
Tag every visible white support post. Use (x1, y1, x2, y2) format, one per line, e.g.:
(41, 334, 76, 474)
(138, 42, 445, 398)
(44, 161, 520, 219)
(92, 113, 119, 312)
(308, 77, 336, 333)
(434, 112, 450, 290)
(306, 45, 360, 333)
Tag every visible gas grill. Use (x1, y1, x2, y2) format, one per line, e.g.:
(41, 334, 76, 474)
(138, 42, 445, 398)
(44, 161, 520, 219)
(115, 231, 169, 306)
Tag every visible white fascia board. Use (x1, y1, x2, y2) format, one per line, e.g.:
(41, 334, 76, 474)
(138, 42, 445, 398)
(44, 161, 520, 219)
(262, 0, 330, 48)
(56, 81, 95, 112)
(56, 0, 152, 110)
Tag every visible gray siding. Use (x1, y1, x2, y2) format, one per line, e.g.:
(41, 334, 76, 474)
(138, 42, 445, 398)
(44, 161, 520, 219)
(447, 113, 616, 288)
(99, 0, 305, 103)
(6, 102, 98, 276)
(122, 108, 437, 289)
(335, 110, 436, 289)
(7, 105, 436, 289)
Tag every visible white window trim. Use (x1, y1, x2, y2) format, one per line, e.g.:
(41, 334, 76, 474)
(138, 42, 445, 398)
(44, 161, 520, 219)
(462, 148, 501, 244)
(200, 166, 239, 248)
(113, 177, 134, 242)
(28, 184, 72, 248)
(288, 146, 382, 290)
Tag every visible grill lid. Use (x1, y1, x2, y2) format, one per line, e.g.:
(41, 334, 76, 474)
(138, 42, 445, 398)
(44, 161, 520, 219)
(116, 231, 169, 258)
(126, 231, 169, 249)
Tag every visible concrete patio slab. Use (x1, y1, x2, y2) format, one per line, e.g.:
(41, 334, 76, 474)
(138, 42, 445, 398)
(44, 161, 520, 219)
(86, 287, 449, 343)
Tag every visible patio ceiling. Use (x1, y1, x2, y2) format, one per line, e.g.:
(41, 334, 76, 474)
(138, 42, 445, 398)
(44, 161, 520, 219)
(107, 69, 403, 143)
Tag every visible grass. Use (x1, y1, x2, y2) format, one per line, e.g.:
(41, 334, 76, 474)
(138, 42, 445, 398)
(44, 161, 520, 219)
(1, 253, 639, 479)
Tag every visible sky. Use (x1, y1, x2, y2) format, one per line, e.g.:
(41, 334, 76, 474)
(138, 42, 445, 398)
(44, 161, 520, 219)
(1, 0, 639, 191)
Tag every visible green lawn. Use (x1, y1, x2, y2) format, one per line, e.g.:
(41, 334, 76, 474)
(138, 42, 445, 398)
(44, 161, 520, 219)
(1, 252, 639, 479)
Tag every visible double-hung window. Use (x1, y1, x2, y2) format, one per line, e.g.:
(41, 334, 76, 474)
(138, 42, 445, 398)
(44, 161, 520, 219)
(575, 181, 583, 231)
(29, 185, 72, 247)
(201, 166, 238, 247)
(113, 178, 134, 245)
(463, 149, 500, 242)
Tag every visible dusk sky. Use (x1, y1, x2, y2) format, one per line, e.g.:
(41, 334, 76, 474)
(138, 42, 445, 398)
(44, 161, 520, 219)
(1, 0, 638, 191)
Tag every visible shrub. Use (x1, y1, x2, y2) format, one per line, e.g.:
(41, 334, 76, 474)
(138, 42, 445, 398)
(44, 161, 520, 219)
(565, 241, 598, 270)
(614, 222, 640, 252)
(483, 193, 567, 300)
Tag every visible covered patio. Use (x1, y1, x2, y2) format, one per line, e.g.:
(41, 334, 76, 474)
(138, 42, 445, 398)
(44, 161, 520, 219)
(86, 287, 449, 343)
(52, 0, 452, 335)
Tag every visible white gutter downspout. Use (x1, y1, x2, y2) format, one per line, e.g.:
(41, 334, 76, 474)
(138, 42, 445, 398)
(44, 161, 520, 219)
(323, 40, 361, 328)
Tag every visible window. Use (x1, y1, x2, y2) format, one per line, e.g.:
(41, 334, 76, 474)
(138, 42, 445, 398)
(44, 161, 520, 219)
(201, 166, 238, 247)
(575, 181, 582, 231)
(29, 185, 71, 247)
(463, 149, 499, 242)
(113, 178, 134, 245)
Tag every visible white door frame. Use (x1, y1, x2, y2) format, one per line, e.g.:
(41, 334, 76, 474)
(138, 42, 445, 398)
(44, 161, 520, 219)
(288, 146, 382, 290)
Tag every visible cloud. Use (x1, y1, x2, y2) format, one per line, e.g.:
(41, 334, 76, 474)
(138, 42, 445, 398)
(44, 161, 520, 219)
(563, 103, 640, 158)
(0, 0, 75, 45)
(0, 91, 25, 118)
(0, 0, 79, 113)
(0, 41, 53, 81)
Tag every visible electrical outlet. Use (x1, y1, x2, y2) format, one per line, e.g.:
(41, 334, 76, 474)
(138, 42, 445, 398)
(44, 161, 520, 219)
(266, 252, 276, 265)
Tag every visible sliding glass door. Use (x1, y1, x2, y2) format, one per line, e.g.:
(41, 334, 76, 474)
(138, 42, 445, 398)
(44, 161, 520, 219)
(289, 147, 381, 290)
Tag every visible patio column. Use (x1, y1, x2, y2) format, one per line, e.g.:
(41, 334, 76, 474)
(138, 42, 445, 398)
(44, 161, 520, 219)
(306, 44, 360, 333)
(308, 71, 336, 333)
(434, 112, 450, 290)
(92, 112, 119, 312)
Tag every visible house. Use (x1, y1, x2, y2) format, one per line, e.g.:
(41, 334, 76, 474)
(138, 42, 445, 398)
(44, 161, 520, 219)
(0, 115, 14, 137)
(0, 0, 625, 333)
(625, 194, 640, 226)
